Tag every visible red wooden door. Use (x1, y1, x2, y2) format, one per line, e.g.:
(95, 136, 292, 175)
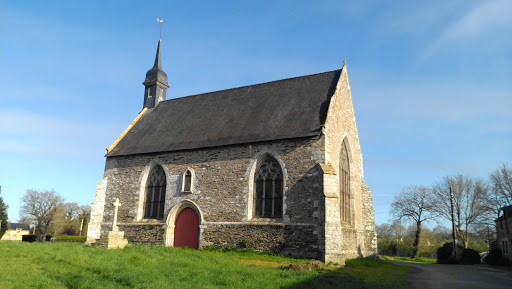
(174, 207, 199, 248)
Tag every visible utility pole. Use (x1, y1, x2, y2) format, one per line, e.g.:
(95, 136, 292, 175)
(79, 218, 84, 236)
(449, 186, 458, 260)
(487, 225, 490, 245)
(439, 187, 458, 260)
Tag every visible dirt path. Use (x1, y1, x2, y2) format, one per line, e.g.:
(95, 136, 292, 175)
(386, 261, 512, 289)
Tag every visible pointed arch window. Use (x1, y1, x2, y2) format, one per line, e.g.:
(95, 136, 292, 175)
(182, 170, 192, 193)
(340, 139, 351, 223)
(144, 165, 166, 220)
(254, 155, 283, 218)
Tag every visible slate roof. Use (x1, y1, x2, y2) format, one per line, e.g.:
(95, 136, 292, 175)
(107, 69, 342, 157)
(143, 39, 169, 88)
(9, 223, 31, 231)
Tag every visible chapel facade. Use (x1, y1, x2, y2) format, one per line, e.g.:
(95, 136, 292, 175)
(86, 40, 377, 263)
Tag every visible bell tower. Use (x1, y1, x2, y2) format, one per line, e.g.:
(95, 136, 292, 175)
(143, 39, 169, 109)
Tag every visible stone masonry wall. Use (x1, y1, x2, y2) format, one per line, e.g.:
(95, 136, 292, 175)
(282, 224, 324, 260)
(361, 181, 378, 256)
(95, 137, 327, 260)
(199, 223, 322, 259)
(86, 178, 107, 244)
(323, 64, 364, 230)
(119, 224, 166, 245)
(321, 64, 376, 260)
(201, 224, 285, 251)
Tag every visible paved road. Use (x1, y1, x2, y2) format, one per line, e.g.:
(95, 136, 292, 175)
(386, 261, 512, 289)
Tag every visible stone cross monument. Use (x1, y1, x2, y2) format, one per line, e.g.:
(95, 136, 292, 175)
(107, 198, 128, 249)
(112, 198, 121, 231)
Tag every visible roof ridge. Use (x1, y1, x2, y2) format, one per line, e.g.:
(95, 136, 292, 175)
(163, 68, 342, 103)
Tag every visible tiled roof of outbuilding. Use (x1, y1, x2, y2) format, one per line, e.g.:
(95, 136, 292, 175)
(107, 69, 342, 157)
(9, 223, 31, 231)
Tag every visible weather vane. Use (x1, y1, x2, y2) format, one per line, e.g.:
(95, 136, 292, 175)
(157, 18, 164, 39)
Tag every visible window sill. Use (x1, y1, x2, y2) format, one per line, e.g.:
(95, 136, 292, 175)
(340, 221, 355, 229)
(139, 218, 165, 223)
(250, 217, 283, 223)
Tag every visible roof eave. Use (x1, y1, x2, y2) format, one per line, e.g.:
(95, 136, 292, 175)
(107, 132, 323, 158)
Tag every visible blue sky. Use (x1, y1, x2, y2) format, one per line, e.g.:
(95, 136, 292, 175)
(1, 1, 511, 225)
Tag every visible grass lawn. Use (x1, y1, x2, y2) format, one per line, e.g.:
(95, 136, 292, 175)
(379, 255, 437, 264)
(0, 242, 409, 288)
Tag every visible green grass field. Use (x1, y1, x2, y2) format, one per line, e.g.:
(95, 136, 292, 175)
(0, 242, 409, 288)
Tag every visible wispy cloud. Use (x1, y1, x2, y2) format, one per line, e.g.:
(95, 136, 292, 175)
(386, 1, 459, 34)
(423, 0, 512, 58)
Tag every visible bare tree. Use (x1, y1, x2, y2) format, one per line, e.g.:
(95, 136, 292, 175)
(60, 202, 81, 235)
(376, 221, 407, 241)
(20, 189, 63, 241)
(432, 224, 451, 240)
(375, 223, 392, 238)
(389, 220, 407, 244)
(431, 174, 487, 248)
(77, 205, 91, 236)
(51, 202, 91, 235)
(476, 163, 512, 239)
(391, 185, 437, 258)
(490, 163, 512, 205)
(475, 187, 502, 240)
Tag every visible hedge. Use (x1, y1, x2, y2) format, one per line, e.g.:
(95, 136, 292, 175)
(54, 235, 86, 243)
(22, 235, 37, 242)
(436, 242, 464, 264)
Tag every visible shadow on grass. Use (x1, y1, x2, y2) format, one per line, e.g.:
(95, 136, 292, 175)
(285, 259, 410, 289)
(286, 271, 363, 289)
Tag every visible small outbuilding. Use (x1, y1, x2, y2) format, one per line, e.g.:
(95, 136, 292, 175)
(0, 223, 31, 241)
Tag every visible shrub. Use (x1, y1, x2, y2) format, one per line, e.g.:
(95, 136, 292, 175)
(459, 248, 480, 264)
(61, 227, 76, 235)
(54, 235, 86, 243)
(386, 243, 398, 256)
(436, 242, 463, 264)
(22, 234, 36, 242)
(241, 239, 250, 248)
(378, 240, 398, 256)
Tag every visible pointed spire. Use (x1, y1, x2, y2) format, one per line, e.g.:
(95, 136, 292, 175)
(153, 39, 162, 69)
(143, 39, 169, 109)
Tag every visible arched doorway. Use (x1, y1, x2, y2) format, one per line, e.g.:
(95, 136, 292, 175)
(173, 207, 199, 248)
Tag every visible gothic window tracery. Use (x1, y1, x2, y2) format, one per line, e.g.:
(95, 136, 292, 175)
(340, 139, 351, 223)
(144, 165, 166, 220)
(254, 155, 283, 218)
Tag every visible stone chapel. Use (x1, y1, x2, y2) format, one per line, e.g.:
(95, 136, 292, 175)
(86, 40, 377, 263)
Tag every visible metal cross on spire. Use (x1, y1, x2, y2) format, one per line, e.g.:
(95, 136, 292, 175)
(157, 18, 164, 39)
